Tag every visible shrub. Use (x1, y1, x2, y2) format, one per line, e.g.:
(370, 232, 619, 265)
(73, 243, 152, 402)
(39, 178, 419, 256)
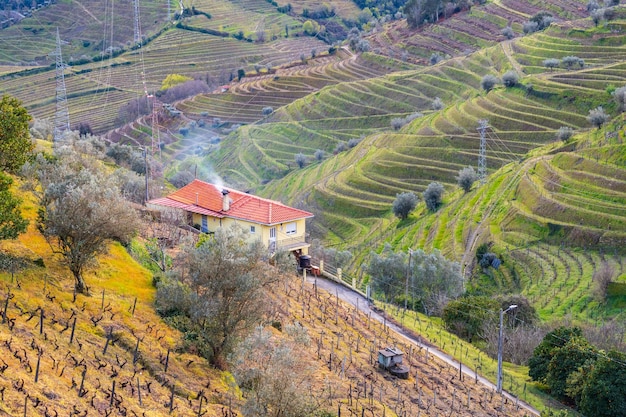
(587, 0, 600, 11)
(456, 166, 477, 192)
(237, 68, 245, 81)
(480, 74, 499, 92)
(391, 117, 405, 130)
(429, 52, 443, 65)
(392, 192, 418, 220)
(423, 182, 444, 212)
(501, 26, 514, 39)
(295, 153, 306, 168)
(556, 126, 574, 142)
(592, 8, 604, 25)
(431, 97, 444, 110)
(334, 142, 348, 153)
(179, 127, 189, 136)
(347, 137, 362, 148)
(587, 106, 610, 129)
(262, 106, 274, 115)
(502, 70, 519, 87)
(314, 149, 324, 161)
(530, 11, 554, 30)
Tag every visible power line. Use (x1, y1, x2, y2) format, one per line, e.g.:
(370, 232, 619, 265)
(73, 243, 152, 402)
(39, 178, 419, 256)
(53, 27, 70, 142)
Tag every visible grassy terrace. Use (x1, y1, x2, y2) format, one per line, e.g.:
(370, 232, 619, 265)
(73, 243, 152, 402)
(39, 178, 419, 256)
(183, 0, 302, 38)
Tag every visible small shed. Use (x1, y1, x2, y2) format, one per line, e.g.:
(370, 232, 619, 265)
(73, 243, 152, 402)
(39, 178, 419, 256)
(378, 347, 404, 369)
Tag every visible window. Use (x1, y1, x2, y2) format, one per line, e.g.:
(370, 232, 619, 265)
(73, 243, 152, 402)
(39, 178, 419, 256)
(250, 225, 256, 234)
(286, 222, 296, 235)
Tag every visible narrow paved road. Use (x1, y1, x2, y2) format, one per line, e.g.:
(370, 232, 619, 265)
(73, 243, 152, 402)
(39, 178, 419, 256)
(307, 275, 541, 416)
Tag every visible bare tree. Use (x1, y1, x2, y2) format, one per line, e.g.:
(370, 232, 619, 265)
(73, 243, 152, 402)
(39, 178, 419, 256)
(231, 325, 317, 417)
(144, 210, 187, 273)
(482, 320, 546, 365)
(592, 261, 614, 302)
(33, 152, 138, 294)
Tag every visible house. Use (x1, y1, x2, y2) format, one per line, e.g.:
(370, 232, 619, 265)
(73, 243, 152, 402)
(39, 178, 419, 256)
(147, 179, 313, 255)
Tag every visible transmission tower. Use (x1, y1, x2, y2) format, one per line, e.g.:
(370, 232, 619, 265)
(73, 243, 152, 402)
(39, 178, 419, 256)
(53, 28, 70, 142)
(133, 0, 141, 46)
(477, 119, 489, 185)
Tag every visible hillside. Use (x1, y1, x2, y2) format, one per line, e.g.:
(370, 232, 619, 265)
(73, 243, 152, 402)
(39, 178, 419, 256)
(2, 0, 626, 414)
(0, 180, 539, 416)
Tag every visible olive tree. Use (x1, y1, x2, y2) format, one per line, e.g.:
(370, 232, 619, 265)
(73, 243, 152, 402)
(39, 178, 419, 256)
(612, 85, 626, 112)
(367, 243, 407, 301)
(34, 153, 138, 294)
(502, 70, 519, 87)
(295, 152, 306, 168)
(587, 106, 610, 129)
(168, 225, 279, 368)
(556, 126, 574, 142)
(543, 58, 560, 71)
(456, 166, 478, 193)
(392, 191, 419, 219)
(423, 182, 444, 212)
(481, 75, 499, 92)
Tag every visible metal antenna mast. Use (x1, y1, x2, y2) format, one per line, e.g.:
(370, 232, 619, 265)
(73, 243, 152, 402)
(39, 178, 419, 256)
(477, 119, 489, 185)
(53, 28, 70, 142)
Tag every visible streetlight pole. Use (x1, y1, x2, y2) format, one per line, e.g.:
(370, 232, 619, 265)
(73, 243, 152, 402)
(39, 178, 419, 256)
(404, 249, 412, 312)
(497, 304, 517, 394)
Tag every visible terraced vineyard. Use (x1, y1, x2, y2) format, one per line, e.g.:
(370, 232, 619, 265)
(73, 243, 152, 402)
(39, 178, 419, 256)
(0, 0, 167, 65)
(183, 0, 303, 39)
(0, 24, 327, 134)
(367, 0, 589, 64)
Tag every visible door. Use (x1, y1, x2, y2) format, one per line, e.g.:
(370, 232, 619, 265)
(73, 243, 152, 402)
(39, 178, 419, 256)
(201, 215, 208, 233)
(269, 227, 276, 251)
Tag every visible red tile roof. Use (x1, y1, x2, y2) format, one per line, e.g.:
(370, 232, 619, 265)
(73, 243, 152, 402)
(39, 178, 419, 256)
(148, 180, 313, 225)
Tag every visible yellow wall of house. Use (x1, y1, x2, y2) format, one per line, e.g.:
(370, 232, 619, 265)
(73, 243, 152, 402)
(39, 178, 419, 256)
(190, 213, 308, 253)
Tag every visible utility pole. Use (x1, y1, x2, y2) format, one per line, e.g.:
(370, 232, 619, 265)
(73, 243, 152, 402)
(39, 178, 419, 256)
(53, 28, 70, 142)
(477, 119, 488, 185)
(404, 249, 412, 312)
(144, 146, 149, 204)
(497, 304, 517, 394)
(133, 0, 141, 46)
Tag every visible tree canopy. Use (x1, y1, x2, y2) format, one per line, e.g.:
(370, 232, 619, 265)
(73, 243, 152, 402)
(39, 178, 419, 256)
(367, 245, 463, 315)
(0, 95, 34, 173)
(392, 191, 419, 219)
(156, 225, 279, 369)
(0, 172, 28, 240)
(33, 151, 137, 294)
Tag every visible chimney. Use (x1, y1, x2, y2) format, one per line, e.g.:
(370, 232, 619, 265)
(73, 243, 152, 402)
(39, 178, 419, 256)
(221, 189, 230, 211)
